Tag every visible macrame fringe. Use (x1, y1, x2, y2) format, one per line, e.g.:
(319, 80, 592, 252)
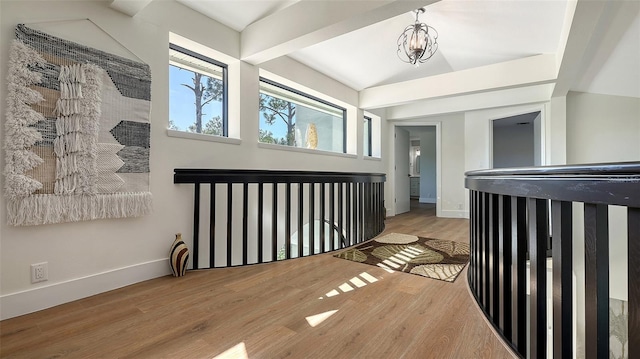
(7, 40, 46, 86)
(5, 174, 43, 199)
(53, 98, 81, 116)
(53, 63, 102, 195)
(4, 125, 43, 150)
(4, 40, 46, 200)
(59, 82, 83, 99)
(58, 63, 86, 84)
(6, 192, 153, 226)
(55, 115, 81, 134)
(55, 154, 79, 178)
(81, 64, 103, 119)
(5, 149, 44, 174)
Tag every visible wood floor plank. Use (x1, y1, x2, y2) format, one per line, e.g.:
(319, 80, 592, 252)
(0, 201, 515, 358)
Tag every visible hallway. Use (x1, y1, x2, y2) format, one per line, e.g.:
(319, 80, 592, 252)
(1, 210, 513, 358)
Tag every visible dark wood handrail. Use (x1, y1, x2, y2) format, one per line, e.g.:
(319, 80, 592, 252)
(175, 169, 386, 184)
(465, 161, 639, 359)
(466, 162, 640, 207)
(174, 169, 386, 270)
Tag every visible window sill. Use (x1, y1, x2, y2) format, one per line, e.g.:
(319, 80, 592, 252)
(364, 156, 382, 161)
(257, 142, 357, 159)
(167, 129, 242, 145)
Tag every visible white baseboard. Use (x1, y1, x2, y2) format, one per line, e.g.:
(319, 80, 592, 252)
(440, 209, 469, 219)
(419, 197, 436, 203)
(0, 258, 170, 320)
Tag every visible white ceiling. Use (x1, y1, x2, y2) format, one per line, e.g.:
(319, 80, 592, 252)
(172, 0, 638, 99)
(289, 0, 568, 90)
(176, 0, 300, 32)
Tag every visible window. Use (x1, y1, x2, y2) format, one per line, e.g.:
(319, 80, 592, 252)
(363, 116, 372, 157)
(169, 43, 228, 136)
(259, 77, 346, 153)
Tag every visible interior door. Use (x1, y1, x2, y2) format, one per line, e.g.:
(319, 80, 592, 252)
(395, 127, 410, 214)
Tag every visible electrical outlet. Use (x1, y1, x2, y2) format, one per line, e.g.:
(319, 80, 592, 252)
(31, 262, 48, 283)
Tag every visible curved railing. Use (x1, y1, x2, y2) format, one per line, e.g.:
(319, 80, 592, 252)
(174, 169, 386, 269)
(466, 162, 639, 359)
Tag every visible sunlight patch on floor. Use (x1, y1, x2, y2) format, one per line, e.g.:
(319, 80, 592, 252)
(305, 310, 339, 327)
(211, 342, 247, 359)
(377, 263, 395, 273)
(318, 272, 381, 299)
(349, 276, 366, 288)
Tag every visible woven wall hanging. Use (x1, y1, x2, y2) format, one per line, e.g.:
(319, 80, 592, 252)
(4, 24, 152, 226)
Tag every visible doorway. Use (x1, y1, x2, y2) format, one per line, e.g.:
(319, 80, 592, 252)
(394, 124, 439, 216)
(492, 111, 542, 168)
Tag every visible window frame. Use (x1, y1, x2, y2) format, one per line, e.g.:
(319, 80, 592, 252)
(259, 76, 347, 153)
(363, 115, 372, 157)
(169, 43, 229, 137)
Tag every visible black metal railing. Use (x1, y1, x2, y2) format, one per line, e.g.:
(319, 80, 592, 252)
(466, 162, 639, 359)
(174, 169, 386, 269)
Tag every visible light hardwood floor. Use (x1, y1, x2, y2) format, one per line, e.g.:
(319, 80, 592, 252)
(1, 201, 515, 358)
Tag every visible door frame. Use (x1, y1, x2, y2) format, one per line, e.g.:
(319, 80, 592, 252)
(389, 121, 442, 217)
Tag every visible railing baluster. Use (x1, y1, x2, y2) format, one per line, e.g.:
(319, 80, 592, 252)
(272, 183, 278, 262)
(374, 183, 382, 233)
(258, 183, 263, 264)
(352, 182, 358, 244)
(330, 183, 335, 251)
(359, 182, 363, 243)
(320, 183, 326, 253)
(511, 196, 526, 356)
(489, 193, 499, 322)
(242, 183, 248, 265)
(363, 183, 369, 240)
(498, 194, 511, 336)
(353, 182, 358, 243)
(338, 183, 344, 248)
(226, 183, 232, 266)
(484, 192, 490, 311)
(285, 183, 291, 259)
(309, 183, 315, 255)
(298, 183, 304, 258)
(193, 182, 200, 270)
(528, 197, 548, 359)
(552, 200, 573, 359)
(210, 183, 215, 268)
(478, 192, 485, 308)
(629, 207, 640, 359)
(584, 203, 609, 359)
(470, 190, 476, 292)
(346, 183, 351, 246)
(373, 183, 378, 235)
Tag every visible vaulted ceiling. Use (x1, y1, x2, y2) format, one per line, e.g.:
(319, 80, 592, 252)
(111, 0, 640, 112)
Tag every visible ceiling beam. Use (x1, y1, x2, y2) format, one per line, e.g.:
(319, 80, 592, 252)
(386, 84, 555, 120)
(241, 0, 434, 64)
(110, 0, 154, 17)
(552, 0, 607, 97)
(360, 54, 557, 109)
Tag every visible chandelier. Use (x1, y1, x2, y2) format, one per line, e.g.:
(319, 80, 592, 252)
(397, 8, 438, 66)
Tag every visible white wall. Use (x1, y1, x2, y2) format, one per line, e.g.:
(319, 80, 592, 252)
(440, 114, 467, 217)
(566, 91, 640, 163)
(0, 0, 387, 319)
(419, 128, 437, 203)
